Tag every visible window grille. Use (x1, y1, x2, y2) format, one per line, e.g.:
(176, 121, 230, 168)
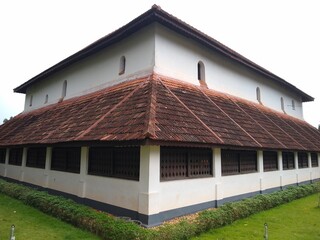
(0, 148, 6, 163)
(189, 149, 212, 177)
(26, 147, 46, 169)
(282, 151, 295, 170)
(263, 151, 278, 172)
(8, 148, 23, 166)
(311, 153, 319, 167)
(298, 152, 308, 168)
(88, 147, 140, 180)
(160, 147, 212, 181)
(221, 149, 257, 176)
(51, 147, 80, 173)
(221, 150, 239, 175)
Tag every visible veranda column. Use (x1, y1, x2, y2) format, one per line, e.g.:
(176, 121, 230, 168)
(4, 148, 9, 177)
(257, 150, 264, 193)
(294, 152, 299, 185)
(43, 147, 52, 188)
(139, 145, 160, 225)
(278, 151, 283, 188)
(20, 147, 27, 181)
(213, 147, 223, 206)
(307, 152, 312, 182)
(78, 146, 88, 198)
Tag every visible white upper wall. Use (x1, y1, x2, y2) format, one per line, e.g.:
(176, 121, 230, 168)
(24, 24, 156, 111)
(154, 24, 303, 119)
(23, 23, 304, 119)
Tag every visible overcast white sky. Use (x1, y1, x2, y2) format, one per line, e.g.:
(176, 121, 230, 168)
(0, 0, 319, 127)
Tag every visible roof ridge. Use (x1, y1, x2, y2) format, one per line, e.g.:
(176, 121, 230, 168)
(158, 77, 224, 144)
(75, 78, 149, 140)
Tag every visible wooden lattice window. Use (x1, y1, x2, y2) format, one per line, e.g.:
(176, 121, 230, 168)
(221, 149, 257, 176)
(311, 153, 319, 167)
(88, 147, 140, 181)
(88, 147, 113, 176)
(298, 152, 308, 168)
(26, 147, 46, 169)
(221, 150, 239, 175)
(160, 147, 212, 181)
(51, 147, 80, 173)
(9, 148, 23, 166)
(0, 148, 6, 163)
(282, 151, 295, 170)
(263, 151, 278, 172)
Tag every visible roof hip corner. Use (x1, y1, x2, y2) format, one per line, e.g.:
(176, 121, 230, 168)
(142, 74, 158, 139)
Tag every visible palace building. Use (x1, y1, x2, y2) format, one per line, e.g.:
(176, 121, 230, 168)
(0, 5, 319, 226)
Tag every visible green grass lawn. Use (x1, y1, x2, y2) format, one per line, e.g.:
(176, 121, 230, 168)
(0, 193, 100, 240)
(193, 193, 320, 240)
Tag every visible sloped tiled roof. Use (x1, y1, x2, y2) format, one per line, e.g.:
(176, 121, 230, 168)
(1, 74, 320, 151)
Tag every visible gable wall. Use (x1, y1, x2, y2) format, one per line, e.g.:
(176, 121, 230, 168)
(154, 24, 303, 119)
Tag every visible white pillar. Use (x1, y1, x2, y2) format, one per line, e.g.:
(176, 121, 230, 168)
(308, 152, 312, 182)
(278, 151, 283, 171)
(213, 148, 221, 178)
(257, 150, 264, 173)
(278, 151, 283, 188)
(294, 152, 299, 169)
(20, 147, 28, 181)
(257, 150, 264, 193)
(43, 147, 52, 188)
(139, 145, 160, 216)
(294, 152, 299, 185)
(4, 148, 9, 177)
(78, 146, 88, 198)
(5, 148, 9, 165)
(213, 148, 223, 203)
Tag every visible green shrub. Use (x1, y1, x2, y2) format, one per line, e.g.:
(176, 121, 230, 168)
(0, 178, 318, 240)
(0, 179, 152, 240)
(196, 182, 319, 236)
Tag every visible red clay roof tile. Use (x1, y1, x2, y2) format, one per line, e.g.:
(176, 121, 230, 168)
(1, 74, 320, 152)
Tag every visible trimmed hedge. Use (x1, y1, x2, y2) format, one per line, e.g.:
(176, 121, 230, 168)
(0, 179, 153, 240)
(0, 178, 319, 240)
(154, 183, 319, 240)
